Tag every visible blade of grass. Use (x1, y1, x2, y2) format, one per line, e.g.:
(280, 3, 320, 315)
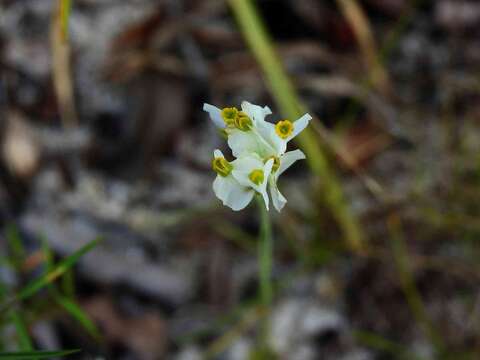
(10, 311, 33, 351)
(5, 225, 25, 267)
(51, 0, 77, 128)
(41, 235, 76, 298)
(340, 0, 424, 127)
(387, 214, 445, 355)
(336, 0, 391, 95)
(229, 0, 364, 253)
(0, 272, 7, 302)
(0, 238, 101, 313)
(354, 329, 426, 360)
(59, 0, 72, 42)
(0, 349, 80, 359)
(61, 269, 76, 299)
(41, 239, 100, 340)
(53, 295, 101, 340)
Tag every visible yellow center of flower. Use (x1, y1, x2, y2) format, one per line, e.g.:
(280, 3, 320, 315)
(265, 156, 280, 172)
(221, 107, 238, 126)
(234, 111, 253, 131)
(248, 169, 264, 185)
(212, 157, 232, 177)
(275, 120, 294, 139)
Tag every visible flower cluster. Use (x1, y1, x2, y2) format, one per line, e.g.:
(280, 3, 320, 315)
(204, 101, 312, 212)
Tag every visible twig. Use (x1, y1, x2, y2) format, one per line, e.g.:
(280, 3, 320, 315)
(50, 0, 77, 128)
(336, 0, 391, 96)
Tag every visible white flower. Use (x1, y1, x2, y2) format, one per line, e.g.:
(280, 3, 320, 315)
(268, 149, 306, 212)
(203, 103, 226, 129)
(203, 101, 272, 130)
(224, 102, 311, 212)
(205, 101, 311, 212)
(228, 109, 312, 158)
(231, 154, 274, 211)
(212, 149, 274, 211)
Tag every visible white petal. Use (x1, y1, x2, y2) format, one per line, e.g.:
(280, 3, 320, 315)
(288, 113, 312, 141)
(232, 155, 264, 171)
(227, 129, 263, 158)
(258, 158, 274, 211)
(231, 156, 273, 210)
(278, 149, 306, 176)
(226, 186, 255, 211)
(255, 121, 285, 156)
(203, 103, 225, 128)
(213, 149, 224, 158)
(213, 175, 254, 211)
(269, 178, 287, 212)
(213, 175, 234, 202)
(231, 155, 264, 187)
(261, 158, 274, 188)
(241, 101, 271, 125)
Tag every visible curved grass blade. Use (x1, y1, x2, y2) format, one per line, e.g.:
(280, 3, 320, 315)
(5, 224, 25, 268)
(0, 349, 80, 359)
(0, 238, 101, 312)
(54, 294, 100, 340)
(41, 238, 100, 340)
(10, 311, 33, 351)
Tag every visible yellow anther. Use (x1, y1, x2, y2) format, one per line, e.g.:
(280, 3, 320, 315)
(221, 107, 238, 126)
(212, 157, 232, 177)
(234, 111, 253, 131)
(275, 120, 294, 139)
(248, 169, 264, 185)
(265, 156, 280, 172)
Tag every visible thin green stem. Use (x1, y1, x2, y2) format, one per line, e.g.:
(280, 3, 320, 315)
(257, 196, 273, 308)
(256, 195, 273, 353)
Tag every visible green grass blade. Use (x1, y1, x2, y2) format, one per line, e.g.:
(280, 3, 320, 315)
(59, 0, 72, 41)
(61, 269, 76, 299)
(5, 225, 25, 266)
(17, 238, 100, 301)
(10, 311, 33, 351)
(0, 238, 101, 312)
(53, 294, 100, 340)
(256, 196, 273, 351)
(0, 349, 80, 359)
(228, 0, 364, 252)
(40, 238, 100, 340)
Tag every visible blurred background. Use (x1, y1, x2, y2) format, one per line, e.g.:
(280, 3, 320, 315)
(1, 0, 480, 359)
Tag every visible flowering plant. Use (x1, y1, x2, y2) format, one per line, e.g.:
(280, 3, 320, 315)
(204, 101, 311, 212)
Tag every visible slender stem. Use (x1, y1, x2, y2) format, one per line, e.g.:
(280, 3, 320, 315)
(257, 196, 273, 308)
(256, 195, 273, 350)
